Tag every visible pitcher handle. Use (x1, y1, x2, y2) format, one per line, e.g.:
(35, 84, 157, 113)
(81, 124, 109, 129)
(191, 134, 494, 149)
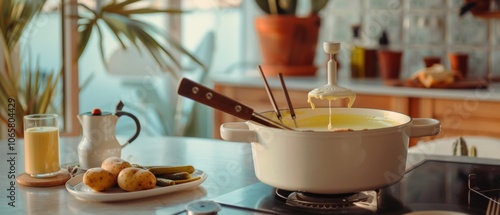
(115, 111, 141, 149)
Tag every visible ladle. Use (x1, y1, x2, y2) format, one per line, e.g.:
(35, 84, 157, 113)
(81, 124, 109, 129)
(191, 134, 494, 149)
(307, 42, 356, 108)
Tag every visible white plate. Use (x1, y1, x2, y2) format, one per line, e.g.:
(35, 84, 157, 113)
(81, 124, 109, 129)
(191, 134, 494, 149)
(410, 136, 500, 160)
(66, 169, 207, 202)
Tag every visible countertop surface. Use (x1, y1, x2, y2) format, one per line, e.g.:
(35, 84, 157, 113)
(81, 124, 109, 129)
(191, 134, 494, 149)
(210, 72, 500, 101)
(0, 136, 258, 215)
(2, 135, 500, 214)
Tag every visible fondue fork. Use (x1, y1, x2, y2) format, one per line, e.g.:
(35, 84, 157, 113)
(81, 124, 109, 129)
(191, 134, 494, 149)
(258, 65, 284, 125)
(278, 73, 298, 128)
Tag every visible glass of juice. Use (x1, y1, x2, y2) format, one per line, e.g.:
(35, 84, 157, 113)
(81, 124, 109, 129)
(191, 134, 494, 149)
(23, 114, 60, 178)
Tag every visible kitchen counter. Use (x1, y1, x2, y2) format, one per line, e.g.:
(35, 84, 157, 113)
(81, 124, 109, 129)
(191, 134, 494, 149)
(210, 72, 500, 101)
(0, 136, 258, 215)
(1, 135, 500, 214)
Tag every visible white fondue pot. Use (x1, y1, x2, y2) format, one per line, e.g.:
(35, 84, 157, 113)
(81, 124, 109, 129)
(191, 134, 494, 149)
(220, 107, 440, 194)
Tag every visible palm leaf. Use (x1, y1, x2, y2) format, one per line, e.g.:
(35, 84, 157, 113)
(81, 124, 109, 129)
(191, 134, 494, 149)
(77, 21, 95, 59)
(77, 0, 205, 80)
(98, 16, 128, 49)
(120, 8, 185, 15)
(0, 28, 17, 90)
(3, 0, 46, 50)
(110, 0, 141, 11)
(0, 0, 61, 137)
(94, 23, 108, 72)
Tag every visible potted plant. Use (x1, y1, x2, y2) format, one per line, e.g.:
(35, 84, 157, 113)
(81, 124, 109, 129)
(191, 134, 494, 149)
(0, 0, 206, 137)
(254, 0, 329, 76)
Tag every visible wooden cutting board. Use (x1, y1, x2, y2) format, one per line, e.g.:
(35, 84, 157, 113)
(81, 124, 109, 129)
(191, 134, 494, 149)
(17, 172, 71, 187)
(385, 78, 489, 89)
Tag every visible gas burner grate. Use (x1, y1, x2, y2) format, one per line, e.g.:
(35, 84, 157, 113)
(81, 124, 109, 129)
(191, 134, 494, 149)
(468, 173, 500, 206)
(275, 189, 378, 211)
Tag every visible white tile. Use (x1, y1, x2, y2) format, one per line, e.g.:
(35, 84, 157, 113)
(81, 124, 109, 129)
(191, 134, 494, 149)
(490, 49, 500, 77)
(448, 0, 465, 9)
(405, 13, 445, 45)
(363, 10, 403, 45)
(408, 0, 446, 9)
(367, 0, 403, 10)
(492, 19, 500, 46)
(328, 0, 362, 11)
(447, 13, 489, 46)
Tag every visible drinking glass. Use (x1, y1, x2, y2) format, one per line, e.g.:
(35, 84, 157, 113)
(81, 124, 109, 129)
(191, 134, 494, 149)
(23, 114, 60, 178)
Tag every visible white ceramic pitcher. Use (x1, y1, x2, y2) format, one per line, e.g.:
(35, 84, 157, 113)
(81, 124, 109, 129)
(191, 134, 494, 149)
(77, 101, 141, 169)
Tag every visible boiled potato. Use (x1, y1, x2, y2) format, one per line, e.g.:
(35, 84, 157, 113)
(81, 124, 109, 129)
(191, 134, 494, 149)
(101, 157, 132, 176)
(117, 167, 156, 192)
(83, 167, 117, 192)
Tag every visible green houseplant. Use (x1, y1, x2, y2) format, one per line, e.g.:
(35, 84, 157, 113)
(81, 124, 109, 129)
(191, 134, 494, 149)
(254, 0, 329, 76)
(0, 0, 56, 137)
(0, 0, 206, 137)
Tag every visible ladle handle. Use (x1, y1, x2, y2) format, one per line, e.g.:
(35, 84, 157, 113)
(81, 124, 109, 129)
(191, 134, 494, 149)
(324, 42, 340, 85)
(327, 56, 337, 85)
(177, 78, 254, 120)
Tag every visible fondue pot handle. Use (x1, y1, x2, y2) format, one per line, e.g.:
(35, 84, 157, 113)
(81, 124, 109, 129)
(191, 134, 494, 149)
(409, 118, 441, 137)
(220, 122, 256, 143)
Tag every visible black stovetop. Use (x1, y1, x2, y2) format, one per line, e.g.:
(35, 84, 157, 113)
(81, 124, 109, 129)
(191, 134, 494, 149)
(211, 155, 500, 215)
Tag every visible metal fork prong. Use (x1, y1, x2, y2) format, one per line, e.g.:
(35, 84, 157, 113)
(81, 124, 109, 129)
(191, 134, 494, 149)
(487, 197, 493, 215)
(495, 198, 500, 215)
(488, 197, 500, 215)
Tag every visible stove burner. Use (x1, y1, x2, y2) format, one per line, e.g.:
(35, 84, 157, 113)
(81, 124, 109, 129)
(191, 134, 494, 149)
(275, 189, 378, 211)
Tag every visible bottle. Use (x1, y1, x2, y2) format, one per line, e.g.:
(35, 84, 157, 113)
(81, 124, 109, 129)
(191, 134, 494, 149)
(377, 29, 403, 80)
(350, 25, 364, 78)
(350, 25, 378, 78)
(379, 29, 389, 48)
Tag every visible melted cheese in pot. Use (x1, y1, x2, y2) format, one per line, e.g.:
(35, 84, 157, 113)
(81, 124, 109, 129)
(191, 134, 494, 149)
(294, 114, 398, 131)
(307, 94, 356, 130)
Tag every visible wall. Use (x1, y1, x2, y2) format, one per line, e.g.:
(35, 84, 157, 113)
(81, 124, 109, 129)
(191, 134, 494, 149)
(321, 0, 498, 80)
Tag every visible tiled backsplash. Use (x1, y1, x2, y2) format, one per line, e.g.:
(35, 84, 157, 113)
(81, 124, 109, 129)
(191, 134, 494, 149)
(321, 0, 496, 80)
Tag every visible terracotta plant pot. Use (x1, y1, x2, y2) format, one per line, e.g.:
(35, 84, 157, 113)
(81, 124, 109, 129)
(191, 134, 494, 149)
(448, 53, 468, 79)
(466, 0, 491, 15)
(377, 50, 403, 80)
(255, 15, 320, 76)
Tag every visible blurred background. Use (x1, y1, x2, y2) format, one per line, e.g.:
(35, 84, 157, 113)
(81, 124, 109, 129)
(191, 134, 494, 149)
(5, 0, 500, 140)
